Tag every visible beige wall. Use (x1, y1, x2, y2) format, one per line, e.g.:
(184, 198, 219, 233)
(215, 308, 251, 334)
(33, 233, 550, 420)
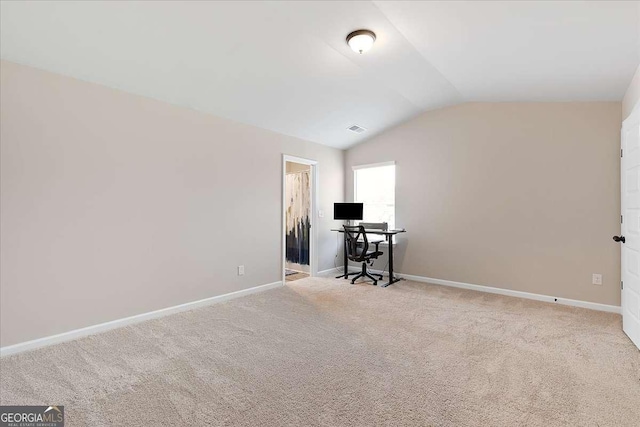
(623, 66, 640, 120)
(0, 61, 344, 347)
(346, 102, 622, 306)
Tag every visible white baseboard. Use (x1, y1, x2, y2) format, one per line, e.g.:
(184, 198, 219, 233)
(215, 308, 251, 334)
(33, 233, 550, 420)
(398, 273, 621, 314)
(0, 281, 283, 357)
(326, 266, 621, 314)
(317, 267, 341, 276)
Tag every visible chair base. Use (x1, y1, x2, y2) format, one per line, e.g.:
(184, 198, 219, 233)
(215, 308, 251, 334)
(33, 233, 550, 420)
(336, 270, 360, 279)
(351, 262, 384, 286)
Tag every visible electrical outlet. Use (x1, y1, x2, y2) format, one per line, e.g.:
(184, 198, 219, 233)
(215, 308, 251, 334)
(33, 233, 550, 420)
(592, 273, 602, 285)
(238, 265, 245, 276)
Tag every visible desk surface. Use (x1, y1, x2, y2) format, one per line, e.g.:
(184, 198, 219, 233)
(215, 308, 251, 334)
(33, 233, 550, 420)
(331, 228, 406, 235)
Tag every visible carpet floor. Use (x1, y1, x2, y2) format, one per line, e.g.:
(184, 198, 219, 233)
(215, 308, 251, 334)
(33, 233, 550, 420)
(285, 271, 309, 282)
(1, 277, 639, 426)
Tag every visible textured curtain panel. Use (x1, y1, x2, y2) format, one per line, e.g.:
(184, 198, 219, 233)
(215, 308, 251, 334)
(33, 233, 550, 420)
(285, 171, 311, 265)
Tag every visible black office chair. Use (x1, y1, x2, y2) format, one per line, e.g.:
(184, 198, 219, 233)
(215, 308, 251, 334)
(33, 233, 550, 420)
(343, 225, 384, 285)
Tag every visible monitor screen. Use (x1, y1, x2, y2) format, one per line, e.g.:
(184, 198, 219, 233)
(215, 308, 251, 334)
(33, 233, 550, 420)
(334, 203, 363, 220)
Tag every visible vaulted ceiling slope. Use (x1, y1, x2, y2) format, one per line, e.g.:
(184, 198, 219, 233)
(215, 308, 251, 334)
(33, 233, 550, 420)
(1, 1, 638, 149)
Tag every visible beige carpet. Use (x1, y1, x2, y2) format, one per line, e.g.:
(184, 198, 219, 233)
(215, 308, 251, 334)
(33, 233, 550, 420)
(1, 277, 639, 426)
(285, 271, 309, 282)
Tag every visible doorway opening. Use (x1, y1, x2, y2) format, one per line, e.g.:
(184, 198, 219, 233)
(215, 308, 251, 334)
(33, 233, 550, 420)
(282, 155, 318, 283)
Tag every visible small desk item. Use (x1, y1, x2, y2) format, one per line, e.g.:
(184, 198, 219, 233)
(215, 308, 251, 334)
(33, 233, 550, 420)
(358, 222, 387, 244)
(359, 222, 388, 231)
(331, 227, 406, 287)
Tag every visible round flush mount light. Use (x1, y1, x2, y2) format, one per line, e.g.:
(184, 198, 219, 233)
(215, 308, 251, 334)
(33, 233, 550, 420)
(346, 29, 376, 54)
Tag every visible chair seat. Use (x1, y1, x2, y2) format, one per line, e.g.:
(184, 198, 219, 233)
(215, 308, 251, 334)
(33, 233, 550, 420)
(355, 248, 383, 259)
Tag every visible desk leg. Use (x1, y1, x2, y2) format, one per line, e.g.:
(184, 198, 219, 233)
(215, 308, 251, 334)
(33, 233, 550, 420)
(336, 232, 358, 279)
(380, 235, 403, 287)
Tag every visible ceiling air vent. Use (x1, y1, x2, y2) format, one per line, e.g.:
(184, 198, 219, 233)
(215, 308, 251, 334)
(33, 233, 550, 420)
(347, 124, 366, 134)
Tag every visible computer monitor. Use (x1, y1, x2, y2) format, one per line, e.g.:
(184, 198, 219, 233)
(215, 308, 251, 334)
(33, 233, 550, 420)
(334, 203, 363, 221)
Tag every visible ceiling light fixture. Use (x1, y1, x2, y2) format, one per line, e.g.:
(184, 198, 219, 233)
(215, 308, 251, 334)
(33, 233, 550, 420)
(346, 29, 376, 54)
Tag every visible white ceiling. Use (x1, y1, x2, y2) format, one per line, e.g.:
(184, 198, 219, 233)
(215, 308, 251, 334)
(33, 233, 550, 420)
(1, 1, 638, 149)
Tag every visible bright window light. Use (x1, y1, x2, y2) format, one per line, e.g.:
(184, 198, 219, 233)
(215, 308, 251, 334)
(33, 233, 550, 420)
(354, 163, 395, 230)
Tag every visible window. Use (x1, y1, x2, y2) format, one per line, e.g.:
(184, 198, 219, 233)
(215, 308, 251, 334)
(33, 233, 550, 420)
(353, 162, 395, 230)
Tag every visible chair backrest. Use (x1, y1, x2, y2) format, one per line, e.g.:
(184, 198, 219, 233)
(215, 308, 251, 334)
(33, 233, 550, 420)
(343, 225, 368, 262)
(359, 222, 388, 231)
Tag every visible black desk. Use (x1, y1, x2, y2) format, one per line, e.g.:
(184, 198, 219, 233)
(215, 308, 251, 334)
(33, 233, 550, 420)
(331, 228, 406, 287)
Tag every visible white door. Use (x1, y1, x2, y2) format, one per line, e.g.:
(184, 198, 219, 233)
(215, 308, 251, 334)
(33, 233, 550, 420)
(621, 105, 640, 350)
